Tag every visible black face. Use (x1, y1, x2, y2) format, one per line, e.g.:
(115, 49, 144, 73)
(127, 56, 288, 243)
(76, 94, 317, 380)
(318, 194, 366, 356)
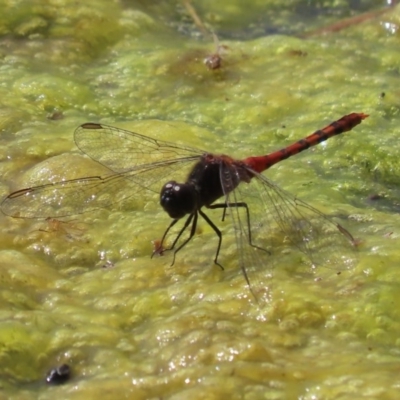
(160, 181, 197, 219)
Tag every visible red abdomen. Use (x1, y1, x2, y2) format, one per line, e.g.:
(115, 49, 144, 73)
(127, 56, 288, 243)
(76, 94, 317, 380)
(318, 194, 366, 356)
(244, 113, 368, 173)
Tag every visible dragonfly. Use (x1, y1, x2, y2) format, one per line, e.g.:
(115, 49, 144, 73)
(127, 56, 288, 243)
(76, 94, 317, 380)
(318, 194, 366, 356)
(1, 113, 368, 300)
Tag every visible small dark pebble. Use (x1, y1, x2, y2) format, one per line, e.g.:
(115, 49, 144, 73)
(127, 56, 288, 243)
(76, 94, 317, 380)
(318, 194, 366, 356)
(204, 53, 221, 70)
(46, 364, 71, 385)
(368, 193, 382, 201)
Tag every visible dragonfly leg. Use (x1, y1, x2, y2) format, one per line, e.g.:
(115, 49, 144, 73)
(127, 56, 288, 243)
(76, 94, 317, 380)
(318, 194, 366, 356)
(151, 218, 180, 258)
(168, 212, 197, 265)
(153, 213, 198, 265)
(198, 209, 224, 270)
(208, 202, 271, 255)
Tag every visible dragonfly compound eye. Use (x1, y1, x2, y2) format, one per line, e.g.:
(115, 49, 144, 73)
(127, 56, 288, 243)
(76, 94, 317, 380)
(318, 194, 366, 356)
(160, 181, 197, 219)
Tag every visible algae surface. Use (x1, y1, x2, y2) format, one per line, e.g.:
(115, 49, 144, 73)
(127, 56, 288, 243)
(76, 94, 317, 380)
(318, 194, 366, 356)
(0, 1, 399, 399)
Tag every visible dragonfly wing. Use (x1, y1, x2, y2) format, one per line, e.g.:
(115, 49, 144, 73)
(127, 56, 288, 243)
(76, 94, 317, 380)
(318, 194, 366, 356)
(74, 123, 205, 173)
(2, 122, 205, 219)
(1, 157, 199, 219)
(219, 164, 357, 302)
(246, 168, 357, 268)
(218, 163, 274, 302)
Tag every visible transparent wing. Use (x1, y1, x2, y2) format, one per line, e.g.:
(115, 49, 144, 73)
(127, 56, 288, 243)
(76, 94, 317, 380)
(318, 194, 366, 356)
(74, 123, 206, 173)
(218, 164, 274, 302)
(220, 164, 357, 302)
(1, 124, 204, 219)
(248, 168, 357, 267)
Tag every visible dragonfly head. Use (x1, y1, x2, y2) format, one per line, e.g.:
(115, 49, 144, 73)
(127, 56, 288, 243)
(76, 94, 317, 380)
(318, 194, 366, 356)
(160, 181, 197, 219)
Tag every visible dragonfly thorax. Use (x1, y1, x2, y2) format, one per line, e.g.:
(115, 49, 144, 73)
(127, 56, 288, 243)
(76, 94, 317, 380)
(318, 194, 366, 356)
(160, 181, 197, 219)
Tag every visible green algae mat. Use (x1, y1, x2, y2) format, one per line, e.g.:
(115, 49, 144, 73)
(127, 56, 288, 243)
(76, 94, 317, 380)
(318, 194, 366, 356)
(0, 1, 400, 399)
